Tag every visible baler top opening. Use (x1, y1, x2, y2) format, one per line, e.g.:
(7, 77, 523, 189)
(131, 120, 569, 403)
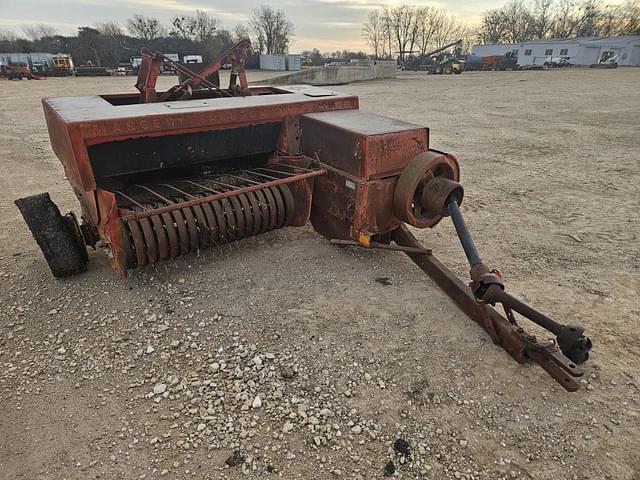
(100, 86, 293, 106)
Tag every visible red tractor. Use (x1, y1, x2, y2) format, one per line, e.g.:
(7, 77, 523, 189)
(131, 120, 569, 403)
(1, 63, 34, 80)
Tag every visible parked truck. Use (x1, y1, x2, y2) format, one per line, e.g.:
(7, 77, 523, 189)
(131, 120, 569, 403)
(48, 55, 74, 76)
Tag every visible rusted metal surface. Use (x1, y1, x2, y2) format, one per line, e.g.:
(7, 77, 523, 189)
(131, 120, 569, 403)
(135, 39, 252, 103)
(160, 39, 251, 101)
(301, 110, 428, 180)
(305, 111, 434, 243)
(310, 167, 357, 241)
(393, 151, 460, 228)
(476, 271, 592, 364)
(134, 49, 162, 103)
(120, 182, 296, 269)
(330, 238, 432, 255)
(42, 91, 358, 194)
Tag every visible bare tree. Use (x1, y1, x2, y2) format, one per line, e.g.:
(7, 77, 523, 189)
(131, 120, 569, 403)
(170, 16, 193, 40)
(550, 0, 578, 38)
(530, 0, 555, 38)
(621, 0, 640, 33)
(432, 12, 465, 49)
(250, 5, 294, 54)
(127, 15, 164, 40)
(381, 7, 394, 59)
(479, 0, 640, 43)
(415, 6, 441, 54)
(95, 22, 123, 37)
(362, 10, 384, 59)
(191, 10, 218, 43)
(479, 0, 535, 43)
(22, 24, 57, 40)
(233, 24, 252, 43)
(389, 6, 417, 60)
(364, 5, 468, 59)
(503, 1, 535, 42)
(574, 0, 603, 36)
(599, 3, 623, 36)
(479, 9, 508, 43)
(458, 25, 480, 54)
(0, 29, 18, 42)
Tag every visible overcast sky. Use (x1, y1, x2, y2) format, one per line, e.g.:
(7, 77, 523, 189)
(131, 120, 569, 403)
(0, 0, 511, 51)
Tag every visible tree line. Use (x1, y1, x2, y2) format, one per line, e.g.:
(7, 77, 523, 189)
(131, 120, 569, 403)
(479, 0, 639, 43)
(362, 6, 472, 61)
(299, 48, 369, 66)
(2, 0, 638, 66)
(0, 6, 294, 67)
(363, 0, 640, 60)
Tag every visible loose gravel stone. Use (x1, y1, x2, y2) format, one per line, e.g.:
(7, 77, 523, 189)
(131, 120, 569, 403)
(153, 384, 167, 395)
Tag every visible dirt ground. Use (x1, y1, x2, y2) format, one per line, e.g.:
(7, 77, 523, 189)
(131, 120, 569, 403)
(0, 68, 638, 480)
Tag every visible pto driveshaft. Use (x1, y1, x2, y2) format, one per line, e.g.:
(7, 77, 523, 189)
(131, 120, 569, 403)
(446, 198, 592, 364)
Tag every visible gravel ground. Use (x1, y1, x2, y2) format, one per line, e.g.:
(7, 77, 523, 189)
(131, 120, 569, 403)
(0, 68, 639, 480)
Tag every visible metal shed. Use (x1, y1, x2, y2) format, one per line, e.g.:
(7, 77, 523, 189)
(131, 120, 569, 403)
(260, 54, 286, 71)
(471, 36, 640, 67)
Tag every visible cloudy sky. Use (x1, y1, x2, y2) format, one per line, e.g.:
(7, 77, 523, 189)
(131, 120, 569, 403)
(0, 0, 508, 51)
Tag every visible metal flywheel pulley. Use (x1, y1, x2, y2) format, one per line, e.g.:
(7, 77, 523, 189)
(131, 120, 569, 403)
(393, 150, 462, 228)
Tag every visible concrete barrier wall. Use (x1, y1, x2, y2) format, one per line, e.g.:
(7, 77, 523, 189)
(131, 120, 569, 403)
(258, 60, 396, 85)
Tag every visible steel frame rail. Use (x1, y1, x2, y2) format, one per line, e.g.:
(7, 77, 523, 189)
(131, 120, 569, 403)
(392, 224, 584, 392)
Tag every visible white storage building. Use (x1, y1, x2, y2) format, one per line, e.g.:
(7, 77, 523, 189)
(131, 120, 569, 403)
(471, 36, 640, 66)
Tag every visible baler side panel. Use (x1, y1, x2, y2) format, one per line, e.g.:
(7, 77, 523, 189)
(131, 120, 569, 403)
(42, 100, 82, 193)
(88, 123, 282, 181)
(301, 110, 428, 180)
(47, 95, 358, 193)
(302, 110, 429, 242)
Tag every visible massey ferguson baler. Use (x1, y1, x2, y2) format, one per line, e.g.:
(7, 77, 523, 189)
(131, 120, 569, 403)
(15, 40, 591, 391)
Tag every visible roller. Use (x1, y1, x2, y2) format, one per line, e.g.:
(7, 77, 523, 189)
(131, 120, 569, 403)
(122, 184, 295, 268)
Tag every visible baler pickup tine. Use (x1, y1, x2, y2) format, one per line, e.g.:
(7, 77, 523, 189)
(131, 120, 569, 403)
(253, 167, 290, 178)
(246, 170, 282, 181)
(115, 191, 148, 210)
(133, 184, 174, 205)
(225, 174, 262, 185)
(182, 180, 222, 195)
(158, 183, 199, 200)
(202, 178, 247, 190)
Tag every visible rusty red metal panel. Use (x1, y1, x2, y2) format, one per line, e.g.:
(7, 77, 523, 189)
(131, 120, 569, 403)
(42, 93, 359, 193)
(42, 102, 82, 191)
(300, 110, 428, 180)
(310, 166, 400, 242)
(310, 168, 357, 241)
(353, 178, 401, 238)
